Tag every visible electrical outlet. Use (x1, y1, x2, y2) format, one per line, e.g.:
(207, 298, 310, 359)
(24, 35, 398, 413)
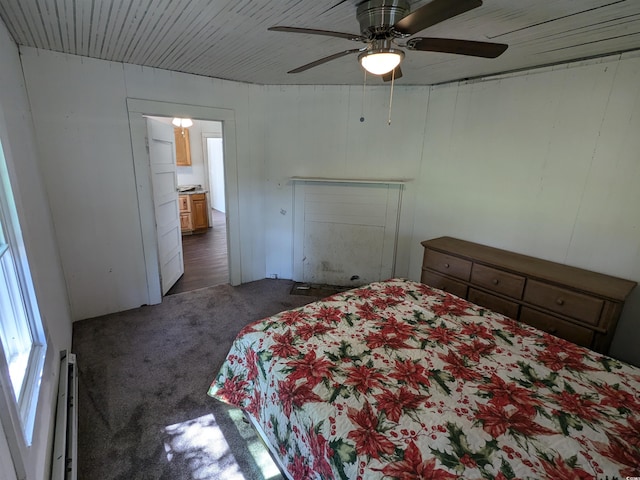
(269, 274, 278, 279)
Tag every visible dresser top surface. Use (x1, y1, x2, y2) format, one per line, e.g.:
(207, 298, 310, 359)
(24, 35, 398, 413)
(422, 237, 637, 301)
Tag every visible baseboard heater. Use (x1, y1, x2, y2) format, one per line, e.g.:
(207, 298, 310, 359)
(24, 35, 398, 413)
(51, 350, 78, 480)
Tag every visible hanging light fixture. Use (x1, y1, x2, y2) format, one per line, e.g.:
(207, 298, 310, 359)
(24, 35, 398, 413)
(172, 117, 193, 128)
(358, 39, 404, 76)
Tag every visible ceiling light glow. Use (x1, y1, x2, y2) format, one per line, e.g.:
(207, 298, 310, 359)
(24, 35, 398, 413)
(172, 118, 193, 128)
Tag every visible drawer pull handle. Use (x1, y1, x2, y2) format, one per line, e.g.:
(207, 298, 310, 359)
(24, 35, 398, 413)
(492, 279, 499, 285)
(556, 298, 565, 306)
(444, 263, 450, 268)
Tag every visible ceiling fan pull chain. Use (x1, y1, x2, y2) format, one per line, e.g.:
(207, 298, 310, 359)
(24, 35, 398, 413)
(388, 68, 395, 125)
(360, 70, 367, 122)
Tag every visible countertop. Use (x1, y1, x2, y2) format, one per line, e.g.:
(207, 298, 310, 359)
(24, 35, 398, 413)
(178, 189, 208, 195)
(178, 185, 208, 195)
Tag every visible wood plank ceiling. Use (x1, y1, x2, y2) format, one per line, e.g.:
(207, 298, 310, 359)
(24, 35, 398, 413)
(0, 0, 639, 85)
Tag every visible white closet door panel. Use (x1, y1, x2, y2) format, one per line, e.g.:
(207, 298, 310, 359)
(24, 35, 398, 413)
(293, 181, 402, 285)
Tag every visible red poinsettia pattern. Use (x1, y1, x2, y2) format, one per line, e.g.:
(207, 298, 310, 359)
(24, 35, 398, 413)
(209, 279, 640, 480)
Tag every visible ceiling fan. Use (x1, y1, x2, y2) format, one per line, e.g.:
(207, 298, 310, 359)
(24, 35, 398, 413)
(269, 0, 508, 81)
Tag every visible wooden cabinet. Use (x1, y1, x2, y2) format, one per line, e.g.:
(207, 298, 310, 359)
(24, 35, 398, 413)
(191, 194, 208, 231)
(179, 195, 193, 231)
(179, 193, 208, 234)
(421, 236, 636, 354)
(174, 127, 191, 166)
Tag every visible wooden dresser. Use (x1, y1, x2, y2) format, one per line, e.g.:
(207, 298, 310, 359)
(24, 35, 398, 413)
(420, 237, 636, 354)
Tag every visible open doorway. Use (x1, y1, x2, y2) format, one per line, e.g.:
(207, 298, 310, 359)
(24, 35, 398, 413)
(167, 120, 229, 295)
(127, 99, 241, 307)
(145, 116, 229, 295)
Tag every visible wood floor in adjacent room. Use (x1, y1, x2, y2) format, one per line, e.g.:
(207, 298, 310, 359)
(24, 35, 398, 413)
(167, 209, 228, 295)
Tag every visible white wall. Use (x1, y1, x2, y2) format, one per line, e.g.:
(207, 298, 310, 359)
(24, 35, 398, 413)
(0, 20, 72, 480)
(15, 45, 640, 366)
(409, 52, 640, 366)
(259, 84, 429, 280)
(20, 50, 149, 321)
(20, 48, 265, 320)
(18, 48, 427, 321)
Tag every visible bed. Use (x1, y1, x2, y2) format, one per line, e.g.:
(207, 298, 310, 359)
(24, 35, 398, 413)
(208, 277, 640, 479)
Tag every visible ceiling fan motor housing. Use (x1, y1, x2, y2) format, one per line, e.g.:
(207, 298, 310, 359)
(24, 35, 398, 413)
(356, 0, 410, 39)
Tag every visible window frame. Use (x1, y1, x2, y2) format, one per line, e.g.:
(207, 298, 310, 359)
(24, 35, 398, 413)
(0, 140, 47, 451)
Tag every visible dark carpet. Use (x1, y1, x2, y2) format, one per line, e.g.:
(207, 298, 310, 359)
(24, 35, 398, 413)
(72, 279, 324, 480)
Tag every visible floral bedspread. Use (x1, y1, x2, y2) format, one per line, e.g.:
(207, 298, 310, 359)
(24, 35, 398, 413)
(208, 279, 640, 480)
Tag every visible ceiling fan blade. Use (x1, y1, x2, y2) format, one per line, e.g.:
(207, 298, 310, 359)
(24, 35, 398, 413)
(269, 26, 364, 42)
(407, 37, 508, 58)
(288, 49, 363, 74)
(320, 0, 351, 15)
(382, 66, 403, 82)
(393, 0, 482, 36)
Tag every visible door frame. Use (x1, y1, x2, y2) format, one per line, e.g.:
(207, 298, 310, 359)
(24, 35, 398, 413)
(127, 99, 241, 305)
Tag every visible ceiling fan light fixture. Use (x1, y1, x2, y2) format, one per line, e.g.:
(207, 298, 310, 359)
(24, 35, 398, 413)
(359, 48, 404, 75)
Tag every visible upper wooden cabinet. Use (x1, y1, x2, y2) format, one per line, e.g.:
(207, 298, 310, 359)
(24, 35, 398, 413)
(174, 127, 191, 166)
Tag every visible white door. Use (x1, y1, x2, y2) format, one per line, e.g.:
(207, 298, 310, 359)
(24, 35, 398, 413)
(147, 118, 184, 294)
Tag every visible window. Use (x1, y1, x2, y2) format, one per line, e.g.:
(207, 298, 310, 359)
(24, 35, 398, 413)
(0, 141, 46, 446)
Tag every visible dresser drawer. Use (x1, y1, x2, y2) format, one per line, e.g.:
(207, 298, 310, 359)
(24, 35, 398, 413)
(520, 307, 594, 348)
(469, 288, 519, 319)
(421, 271, 468, 298)
(471, 264, 525, 299)
(423, 249, 471, 281)
(523, 280, 603, 326)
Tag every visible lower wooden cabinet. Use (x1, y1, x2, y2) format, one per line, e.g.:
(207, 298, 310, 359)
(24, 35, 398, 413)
(421, 236, 636, 354)
(179, 193, 209, 234)
(179, 195, 192, 231)
(190, 194, 208, 231)
(180, 211, 193, 231)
